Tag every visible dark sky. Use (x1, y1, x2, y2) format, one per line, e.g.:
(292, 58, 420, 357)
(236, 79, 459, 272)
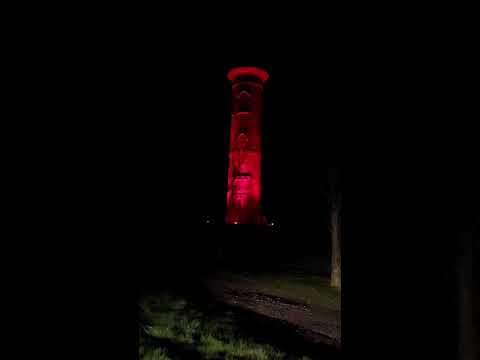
(113, 42, 472, 231)
(64, 31, 471, 248)
(113, 47, 350, 234)
(24, 19, 477, 360)
(45, 24, 477, 360)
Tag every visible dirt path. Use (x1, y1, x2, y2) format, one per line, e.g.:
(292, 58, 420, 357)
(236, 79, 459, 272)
(202, 276, 341, 348)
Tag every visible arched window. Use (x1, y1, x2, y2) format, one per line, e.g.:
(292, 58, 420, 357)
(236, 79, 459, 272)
(236, 132, 248, 150)
(237, 91, 252, 112)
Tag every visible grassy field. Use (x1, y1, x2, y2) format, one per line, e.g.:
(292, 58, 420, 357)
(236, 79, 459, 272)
(139, 290, 315, 360)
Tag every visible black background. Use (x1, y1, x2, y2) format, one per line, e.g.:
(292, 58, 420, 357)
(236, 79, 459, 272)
(22, 16, 477, 360)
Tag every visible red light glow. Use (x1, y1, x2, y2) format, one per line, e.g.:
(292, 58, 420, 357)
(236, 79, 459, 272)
(227, 67, 269, 83)
(225, 67, 269, 224)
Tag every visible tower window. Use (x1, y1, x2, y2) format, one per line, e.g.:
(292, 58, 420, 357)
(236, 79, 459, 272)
(238, 91, 252, 112)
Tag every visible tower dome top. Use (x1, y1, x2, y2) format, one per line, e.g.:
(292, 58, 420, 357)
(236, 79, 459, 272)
(227, 67, 269, 83)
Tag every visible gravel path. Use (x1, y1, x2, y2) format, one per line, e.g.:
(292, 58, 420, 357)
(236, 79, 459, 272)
(203, 276, 341, 348)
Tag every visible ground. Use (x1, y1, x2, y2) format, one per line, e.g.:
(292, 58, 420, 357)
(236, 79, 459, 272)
(140, 280, 340, 360)
(202, 271, 340, 346)
(140, 289, 291, 359)
(139, 237, 340, 359)
(140, 265, 340, 359)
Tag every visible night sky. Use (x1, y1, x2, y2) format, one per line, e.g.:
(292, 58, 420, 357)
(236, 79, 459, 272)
(62, 31, 475, 254)
(122, 40, 474, 357)
(111, 40, 475, 239)
(21, 17, 478, 360)
(116, 49, 350, 240)
(79, 34, 477, 270)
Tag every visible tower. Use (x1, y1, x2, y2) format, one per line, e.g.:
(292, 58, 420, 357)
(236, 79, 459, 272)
(225, 67, 269, 224)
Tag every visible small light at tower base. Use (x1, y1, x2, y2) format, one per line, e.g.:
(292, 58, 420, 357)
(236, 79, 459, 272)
(234, 221, 238, 224)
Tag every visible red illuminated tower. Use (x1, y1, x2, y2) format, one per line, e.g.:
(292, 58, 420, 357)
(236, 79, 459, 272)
(226, 67, 269, 224)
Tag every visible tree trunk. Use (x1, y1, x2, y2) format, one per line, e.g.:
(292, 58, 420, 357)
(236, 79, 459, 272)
(458, 232, 476, 360)
(216, 246, 224, 263)
(330, 206, 341, 289)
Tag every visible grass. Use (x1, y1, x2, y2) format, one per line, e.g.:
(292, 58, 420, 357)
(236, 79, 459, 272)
(198, 334, 284, 360)
(139, 290, 312, 360)
(141, 347, 173, 360)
